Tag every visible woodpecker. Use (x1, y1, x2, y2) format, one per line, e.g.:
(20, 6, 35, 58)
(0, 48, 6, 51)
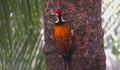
(54, 9, 72, 67)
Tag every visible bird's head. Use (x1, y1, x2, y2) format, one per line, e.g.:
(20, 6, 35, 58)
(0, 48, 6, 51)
(55, 9, 65, 24)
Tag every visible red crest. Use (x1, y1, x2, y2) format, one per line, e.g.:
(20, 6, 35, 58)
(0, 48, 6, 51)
(56, 9, 62, 15)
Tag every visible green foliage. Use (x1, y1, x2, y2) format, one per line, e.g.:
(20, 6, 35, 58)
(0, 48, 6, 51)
(0, 0, 46, 70)
(102, 0, 120, 67)
(112, 35, 120, 64)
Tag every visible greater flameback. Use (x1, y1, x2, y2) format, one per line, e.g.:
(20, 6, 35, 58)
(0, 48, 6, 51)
(54, 9, 72, 67)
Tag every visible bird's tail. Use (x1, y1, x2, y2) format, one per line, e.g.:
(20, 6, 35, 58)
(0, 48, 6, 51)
(62, 50, 71, 69)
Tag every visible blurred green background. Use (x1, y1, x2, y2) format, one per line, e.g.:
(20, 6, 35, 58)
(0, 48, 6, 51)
(0, 0, 46, 70)
(0, 0, 120, 70)
(102, 0, 120, 70)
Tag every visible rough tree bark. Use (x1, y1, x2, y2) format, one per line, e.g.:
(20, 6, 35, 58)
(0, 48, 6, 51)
(44, 0, 106, 70)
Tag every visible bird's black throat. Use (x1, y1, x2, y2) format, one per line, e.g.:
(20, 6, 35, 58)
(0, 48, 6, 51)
(55, 15, 64, 26)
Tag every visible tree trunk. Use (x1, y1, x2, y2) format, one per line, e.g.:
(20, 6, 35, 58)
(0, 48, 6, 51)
(44, 0, 106, 70)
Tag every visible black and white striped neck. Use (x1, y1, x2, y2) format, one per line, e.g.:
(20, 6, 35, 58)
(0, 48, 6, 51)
(55, 15, 65, 25)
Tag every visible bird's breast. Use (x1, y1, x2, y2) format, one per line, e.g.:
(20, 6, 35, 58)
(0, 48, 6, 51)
(54, 23, 70, 37)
